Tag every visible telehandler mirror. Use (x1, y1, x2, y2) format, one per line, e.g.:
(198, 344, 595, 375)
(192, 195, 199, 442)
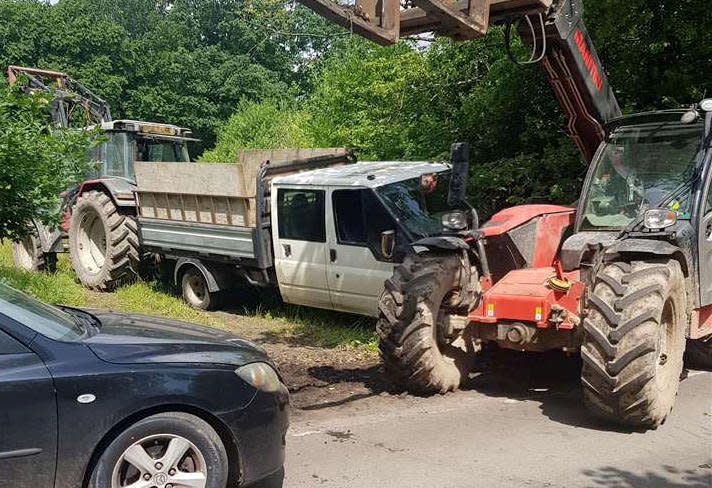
(448, 142, 470, 207)
(381, 230, 396, 259)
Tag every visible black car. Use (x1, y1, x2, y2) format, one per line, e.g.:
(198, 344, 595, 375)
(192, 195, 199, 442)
(0, 282, 289, 488)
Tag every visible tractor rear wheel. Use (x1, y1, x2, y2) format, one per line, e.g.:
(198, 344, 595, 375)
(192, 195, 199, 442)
(12, 232, 56, 273)
(581, 259, 686, 428)
(377, 251, 475, 394)
(69, 191, 140, 291)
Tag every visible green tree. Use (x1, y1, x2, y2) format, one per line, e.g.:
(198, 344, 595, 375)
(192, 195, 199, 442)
(0, 80, 96, 240)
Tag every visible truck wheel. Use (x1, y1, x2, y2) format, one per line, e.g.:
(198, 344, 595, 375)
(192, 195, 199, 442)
(12, 233, 57, 273)
(581, 260, 686, 428)
(684, 337, 712, 370)
(377, 251, 474, 394)
(69, 191, 139, 291)
(181, 267, 220, 311)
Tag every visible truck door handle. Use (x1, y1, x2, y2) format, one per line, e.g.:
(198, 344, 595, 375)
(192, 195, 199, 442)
(330, 249, 337, 262)
(283, 244, 291, 257)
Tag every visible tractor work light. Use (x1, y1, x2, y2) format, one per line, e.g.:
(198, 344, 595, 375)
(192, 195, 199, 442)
(442, 211, 467, 230)
(644, 209, 677, 230)
(700, 99, 712, 112)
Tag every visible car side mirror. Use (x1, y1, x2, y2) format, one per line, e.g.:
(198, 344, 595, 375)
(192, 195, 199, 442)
(381, 230, 396, 259)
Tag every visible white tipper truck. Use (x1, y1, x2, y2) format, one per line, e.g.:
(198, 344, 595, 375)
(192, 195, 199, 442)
(133, 149, 460, 316)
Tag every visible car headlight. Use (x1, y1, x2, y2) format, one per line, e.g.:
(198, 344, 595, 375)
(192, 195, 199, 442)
(644, 208, 677, 230)
(441, 211, 467, 230)
(235, 362, 282, 393)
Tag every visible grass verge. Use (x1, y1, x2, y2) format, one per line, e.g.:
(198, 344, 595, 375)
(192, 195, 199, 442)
(0, 241, 377, 353)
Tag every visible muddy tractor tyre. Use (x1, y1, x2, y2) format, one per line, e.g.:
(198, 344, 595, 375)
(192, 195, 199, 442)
(69, 191, 140, 291)
(12, 232, 56, 273)
(377, 251, 474, 394)
(581, 259, 686, 428)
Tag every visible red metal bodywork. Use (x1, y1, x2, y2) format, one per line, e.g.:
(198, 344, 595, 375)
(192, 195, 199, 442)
(471, 205, 583, 334)
(690, 306, 712, 339)
(470, 267, 584, 329)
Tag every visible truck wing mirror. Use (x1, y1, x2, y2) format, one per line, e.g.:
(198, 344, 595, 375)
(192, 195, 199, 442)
(381, 230, 396, 259)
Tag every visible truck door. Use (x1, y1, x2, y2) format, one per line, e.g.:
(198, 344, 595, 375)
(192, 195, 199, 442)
(0, 328, 57, 487)
(327, 188, 396, 316)
(272, 186, 333, 309)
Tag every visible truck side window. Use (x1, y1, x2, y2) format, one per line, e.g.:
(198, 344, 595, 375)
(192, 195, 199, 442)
(277, 189, 326, 242)
(333, 190, 367, 244)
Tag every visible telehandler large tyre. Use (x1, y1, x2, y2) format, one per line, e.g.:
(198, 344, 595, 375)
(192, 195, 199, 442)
(581, 259, 686, 428)
(377, 251, 475, 394)
(69, 191, 139, 291)
(12, 231, 56, 273)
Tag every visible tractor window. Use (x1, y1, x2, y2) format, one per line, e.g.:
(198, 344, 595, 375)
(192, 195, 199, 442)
(98, 132, 132, 179)
(333, 190, 367, 244)
(277, 189, 326, 242)
(136, 139, 190, 163)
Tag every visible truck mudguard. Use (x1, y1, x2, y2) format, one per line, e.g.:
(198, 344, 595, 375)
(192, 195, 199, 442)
(174, 258, 233, 293)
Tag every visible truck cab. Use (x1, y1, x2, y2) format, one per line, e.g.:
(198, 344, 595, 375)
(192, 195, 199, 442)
(271, 161, 453, 316)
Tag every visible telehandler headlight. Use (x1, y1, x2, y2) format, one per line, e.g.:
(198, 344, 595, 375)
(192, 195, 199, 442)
(644, 209, 677, 230)
(442, 211, 467, 230)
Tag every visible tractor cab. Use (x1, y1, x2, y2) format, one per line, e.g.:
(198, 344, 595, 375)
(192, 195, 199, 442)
(89, 120, 197, 182)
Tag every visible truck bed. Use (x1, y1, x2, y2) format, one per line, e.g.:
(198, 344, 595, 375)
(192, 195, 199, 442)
(134, 148, 350, 266)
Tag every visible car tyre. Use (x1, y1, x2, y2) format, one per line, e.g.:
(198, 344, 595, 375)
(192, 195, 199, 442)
(90, 412, 228, 488)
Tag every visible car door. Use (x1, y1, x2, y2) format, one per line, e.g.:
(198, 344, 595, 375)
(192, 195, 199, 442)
(0, 327, 57, 487)
(327, 188, 397, 316)
(272, 186, 333, 309)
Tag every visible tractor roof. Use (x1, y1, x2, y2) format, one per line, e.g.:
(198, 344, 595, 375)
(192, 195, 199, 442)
(95, 119, 197, 140)
(272, 160, 449, 188)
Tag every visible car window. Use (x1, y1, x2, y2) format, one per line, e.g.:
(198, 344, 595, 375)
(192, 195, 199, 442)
(0, 329, 28, 354)
(0, 283, 83, 342)
(333, 189, 367, 244)
(277, 189, 326, 242)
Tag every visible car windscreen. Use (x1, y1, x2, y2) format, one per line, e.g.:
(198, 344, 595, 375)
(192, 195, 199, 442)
(0, 282, 83, 341)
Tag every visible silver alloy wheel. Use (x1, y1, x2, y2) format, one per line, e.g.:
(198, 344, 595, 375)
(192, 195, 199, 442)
(185, 274, 207, 304)
(77, 210, 107, 274)
(15, 236, 35, 270)
(111, 433, 207, 488)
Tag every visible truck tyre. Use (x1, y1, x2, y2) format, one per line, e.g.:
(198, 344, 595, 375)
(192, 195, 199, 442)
(12, 233, 56, 273)
(181, 267, 220, 311)
(69, 191, 139, 291)
(581, 259, 686, 428)
(377, 251, 474, 394)
(684, 337, 712, 370)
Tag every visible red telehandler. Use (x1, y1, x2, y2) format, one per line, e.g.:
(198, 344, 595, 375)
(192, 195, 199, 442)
(297, 0, 712, 427)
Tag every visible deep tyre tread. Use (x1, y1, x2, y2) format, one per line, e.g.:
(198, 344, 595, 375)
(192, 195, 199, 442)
(581, 259, 686, 428)
(377, 251, 474, 394)
(69, 191, 139, 291)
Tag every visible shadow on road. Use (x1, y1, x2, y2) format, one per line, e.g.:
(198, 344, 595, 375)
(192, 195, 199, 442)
(581, 465, 712, 488)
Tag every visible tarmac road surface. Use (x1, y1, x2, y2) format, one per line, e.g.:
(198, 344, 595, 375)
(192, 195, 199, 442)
(284, 354, 712, 488)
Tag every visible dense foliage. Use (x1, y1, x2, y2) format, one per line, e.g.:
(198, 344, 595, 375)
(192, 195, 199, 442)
(0, 80, 96, 240)
(1, 0, 711, 219)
